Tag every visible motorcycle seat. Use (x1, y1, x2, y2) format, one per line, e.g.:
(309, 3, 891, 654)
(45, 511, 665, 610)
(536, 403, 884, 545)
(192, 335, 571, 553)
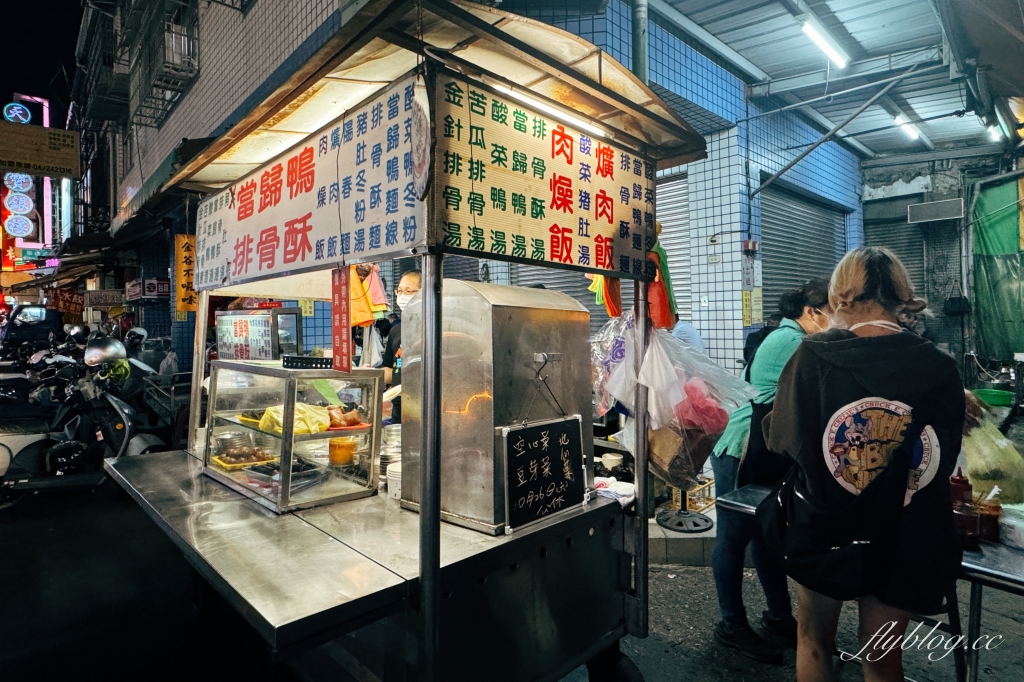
(0, 418, 50, 435)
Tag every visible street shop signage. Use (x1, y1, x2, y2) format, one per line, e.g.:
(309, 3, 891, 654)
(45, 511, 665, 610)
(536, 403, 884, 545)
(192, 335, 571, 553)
(0, 120, 80, 179)
(433, 76, 657, 280)
(126, 278, 171, 301)
(49, 288, 84, 316)
(84, 289, 125, 307)
(501, 415, 587, 533)
(193, 74, 429, 291)
(175, 235, 197, 313)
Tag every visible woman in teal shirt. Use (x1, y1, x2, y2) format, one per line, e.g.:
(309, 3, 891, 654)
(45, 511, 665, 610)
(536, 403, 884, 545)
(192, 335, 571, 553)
(711, 279, 831, 663)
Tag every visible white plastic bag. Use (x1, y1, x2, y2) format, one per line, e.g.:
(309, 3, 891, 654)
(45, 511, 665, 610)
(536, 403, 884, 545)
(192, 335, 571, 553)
(637, 332, 683, 430)
(362, 324, 384, 367)
(159, 350, 178, 376)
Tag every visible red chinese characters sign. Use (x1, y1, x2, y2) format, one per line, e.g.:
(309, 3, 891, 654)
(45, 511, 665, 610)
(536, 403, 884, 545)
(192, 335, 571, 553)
(193, 74, 429, 291)
(331, 267, 351, 372)
(433, 75, 657, 280)
(50, 288, 84, 316)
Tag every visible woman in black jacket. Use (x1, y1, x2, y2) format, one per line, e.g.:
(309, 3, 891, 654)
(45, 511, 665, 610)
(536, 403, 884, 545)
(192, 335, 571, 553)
(765, 247, 964, 681)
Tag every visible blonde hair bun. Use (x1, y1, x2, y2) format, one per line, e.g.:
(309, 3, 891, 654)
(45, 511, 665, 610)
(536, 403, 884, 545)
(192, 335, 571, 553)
(829, 246, 924, 313)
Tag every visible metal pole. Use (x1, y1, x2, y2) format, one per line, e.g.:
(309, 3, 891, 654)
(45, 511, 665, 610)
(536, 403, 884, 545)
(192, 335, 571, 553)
(627, 0, 651, 641)
(419, 251, 443, 682)
(186, 290, 209, 454)
(630, 280, 650, 638)
(735, 63, 943, 123)
(750, 63, 920, 199)
(632, 0, 649, 83)
(966, 582, 983, 682)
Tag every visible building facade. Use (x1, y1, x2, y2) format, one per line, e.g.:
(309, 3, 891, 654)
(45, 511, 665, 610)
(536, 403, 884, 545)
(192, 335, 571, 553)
(74, 0, 867, 371)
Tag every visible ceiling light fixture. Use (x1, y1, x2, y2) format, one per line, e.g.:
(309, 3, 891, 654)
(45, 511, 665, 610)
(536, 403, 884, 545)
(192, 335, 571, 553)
(800, 15, 849, 69)
(894, 115, 920, 140)
(491, 83, 606, 138)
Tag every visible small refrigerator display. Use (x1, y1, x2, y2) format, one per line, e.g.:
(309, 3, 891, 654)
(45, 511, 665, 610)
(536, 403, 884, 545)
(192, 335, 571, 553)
(215, 307, 302, 360)
(203, 360, 383, 513)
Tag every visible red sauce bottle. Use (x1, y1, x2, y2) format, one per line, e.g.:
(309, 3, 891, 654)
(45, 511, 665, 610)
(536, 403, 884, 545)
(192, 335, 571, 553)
(950, 467, 973, 503)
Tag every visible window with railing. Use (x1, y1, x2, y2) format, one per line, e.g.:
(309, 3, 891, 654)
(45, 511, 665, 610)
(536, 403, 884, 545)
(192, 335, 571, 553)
(121, 0, 200, 128)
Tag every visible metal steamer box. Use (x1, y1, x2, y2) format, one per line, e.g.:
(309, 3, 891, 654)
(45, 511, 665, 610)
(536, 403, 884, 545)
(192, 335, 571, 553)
(401, 280, 594, 534)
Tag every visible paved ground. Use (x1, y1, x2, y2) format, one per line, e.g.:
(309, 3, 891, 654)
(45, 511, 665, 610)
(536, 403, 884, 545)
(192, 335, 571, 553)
(2, 483, 1021, 681)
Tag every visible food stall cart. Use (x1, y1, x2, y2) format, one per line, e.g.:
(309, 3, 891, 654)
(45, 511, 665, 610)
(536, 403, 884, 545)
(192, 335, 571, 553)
(104, 2, 706, 680)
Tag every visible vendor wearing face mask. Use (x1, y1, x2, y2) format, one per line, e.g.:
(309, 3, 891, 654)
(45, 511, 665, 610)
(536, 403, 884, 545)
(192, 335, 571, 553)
(708, 278, 831, 664)
(381, 271, 421, 423)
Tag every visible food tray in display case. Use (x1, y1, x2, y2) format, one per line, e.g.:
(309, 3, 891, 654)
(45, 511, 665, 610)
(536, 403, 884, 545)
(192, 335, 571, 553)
(203, 360, 384, 513)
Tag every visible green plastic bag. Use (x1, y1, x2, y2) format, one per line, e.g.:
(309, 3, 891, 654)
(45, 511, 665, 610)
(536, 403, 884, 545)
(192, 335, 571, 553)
(964, 419, 1024, 503)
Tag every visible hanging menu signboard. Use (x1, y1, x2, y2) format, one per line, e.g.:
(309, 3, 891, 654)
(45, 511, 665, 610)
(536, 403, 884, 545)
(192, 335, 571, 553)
(501, 415, 587, 533)
(194, 73, 430, 291)
(433, 75, 657, 280)
(215, 313, 275, 361)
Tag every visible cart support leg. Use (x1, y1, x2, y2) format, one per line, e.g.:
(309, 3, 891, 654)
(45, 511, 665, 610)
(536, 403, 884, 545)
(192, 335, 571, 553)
(966, 582, 982, 682)
(187, 290, 210, 454)
(419, 251, 443, 682)
(626, 280, 650, 638)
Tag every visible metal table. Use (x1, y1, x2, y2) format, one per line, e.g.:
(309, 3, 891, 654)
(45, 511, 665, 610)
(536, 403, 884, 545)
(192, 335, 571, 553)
(105, 450, 630, 680)
(717, 485, 1024, 682)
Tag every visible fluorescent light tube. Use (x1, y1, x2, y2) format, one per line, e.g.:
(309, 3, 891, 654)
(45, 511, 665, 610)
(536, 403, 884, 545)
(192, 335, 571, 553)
(492, 84, 606, 138)
(802, 20, 847, 68)
(989, 125, 1003, 141)
(894, 115, 919, 140)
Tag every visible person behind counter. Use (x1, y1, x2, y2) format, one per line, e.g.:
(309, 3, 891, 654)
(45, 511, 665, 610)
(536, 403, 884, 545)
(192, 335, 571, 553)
(710, 279, 831, 664)
(764, 247, 964, 682)
(381, 270, 422, 423)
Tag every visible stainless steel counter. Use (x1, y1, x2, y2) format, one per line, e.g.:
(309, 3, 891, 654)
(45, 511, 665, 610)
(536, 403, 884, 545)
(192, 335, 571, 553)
(105, 451, 406, 651)
(297, 484, 609, 580)
(104, 450, 622, 659)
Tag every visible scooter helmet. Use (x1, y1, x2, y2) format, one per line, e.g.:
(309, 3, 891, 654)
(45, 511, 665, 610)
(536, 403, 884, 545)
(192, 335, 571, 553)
(84, 337, 127, 367)
(67, 325, 87, 344)
(124, 327, 148, 349)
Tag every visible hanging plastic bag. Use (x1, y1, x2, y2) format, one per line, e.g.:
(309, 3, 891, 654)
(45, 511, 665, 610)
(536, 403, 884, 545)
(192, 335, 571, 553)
(159, 350, 178, 376)
(363, 323, 384, 367)
(636, 332, 683, 430)
(591, 312, 635, 416)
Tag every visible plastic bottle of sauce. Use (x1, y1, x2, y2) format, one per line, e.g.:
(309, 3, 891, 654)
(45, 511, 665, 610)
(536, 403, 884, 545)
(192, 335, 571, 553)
(950, 467, 973, 503)
(978, 486, 1002, 542)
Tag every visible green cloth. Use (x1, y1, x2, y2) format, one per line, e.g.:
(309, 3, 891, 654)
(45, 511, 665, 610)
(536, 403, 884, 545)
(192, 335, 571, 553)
(652, 241, 677, 315)
(973, 181, 1020, 256)
(974, 253, 1024, 359)
(713, 318, 806, 459)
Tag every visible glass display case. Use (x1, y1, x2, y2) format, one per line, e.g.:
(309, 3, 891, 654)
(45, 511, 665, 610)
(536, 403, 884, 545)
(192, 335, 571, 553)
(203, 360, 382, 513)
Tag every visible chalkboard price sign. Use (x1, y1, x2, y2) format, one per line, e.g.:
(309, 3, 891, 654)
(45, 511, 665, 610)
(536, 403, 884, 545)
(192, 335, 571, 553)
(502, 415, 587, 533)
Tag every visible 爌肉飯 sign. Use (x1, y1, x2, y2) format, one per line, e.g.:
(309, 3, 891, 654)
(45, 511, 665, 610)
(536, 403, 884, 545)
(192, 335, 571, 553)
(433, 75, 657, 280)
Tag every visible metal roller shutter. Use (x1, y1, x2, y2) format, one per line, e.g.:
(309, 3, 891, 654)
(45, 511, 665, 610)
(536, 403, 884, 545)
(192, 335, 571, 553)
(761, 188, 847, 318)
(512, 263, 633, 338)
(863, 222, 925, 295)
(656, 175, 691, 320)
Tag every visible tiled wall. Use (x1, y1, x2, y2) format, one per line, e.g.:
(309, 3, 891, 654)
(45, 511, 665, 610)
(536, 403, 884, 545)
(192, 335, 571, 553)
(510, 0, 864, 370)
(282, 300, 334, 351)
(115, 0, 372, 225)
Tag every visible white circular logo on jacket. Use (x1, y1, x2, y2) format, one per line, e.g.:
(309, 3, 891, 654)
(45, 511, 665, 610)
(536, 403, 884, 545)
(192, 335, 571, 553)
(822, 398, 939, 505)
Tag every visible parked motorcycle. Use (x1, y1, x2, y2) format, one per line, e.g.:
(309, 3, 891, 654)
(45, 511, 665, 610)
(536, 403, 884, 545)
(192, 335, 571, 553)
(0, 337, 167, 507)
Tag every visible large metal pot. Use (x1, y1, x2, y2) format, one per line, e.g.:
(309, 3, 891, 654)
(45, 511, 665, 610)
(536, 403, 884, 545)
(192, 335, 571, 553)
(979, 379, 1013, 391)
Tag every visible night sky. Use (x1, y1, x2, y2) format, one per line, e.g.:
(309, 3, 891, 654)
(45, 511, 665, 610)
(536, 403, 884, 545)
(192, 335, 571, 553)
(0, 2, 84, 129)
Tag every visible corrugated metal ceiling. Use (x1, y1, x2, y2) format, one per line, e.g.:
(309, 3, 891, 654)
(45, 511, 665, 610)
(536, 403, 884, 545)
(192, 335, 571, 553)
(664, 0, 988, 154)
